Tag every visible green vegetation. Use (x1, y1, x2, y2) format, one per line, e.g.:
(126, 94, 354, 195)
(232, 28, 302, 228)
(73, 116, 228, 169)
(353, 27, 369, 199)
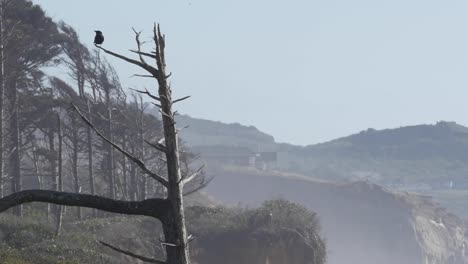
(188, 199, 326, 264)
(0, 214, 108, 264)
(0, 200, 326, 264)
(293, 121, 468, 185)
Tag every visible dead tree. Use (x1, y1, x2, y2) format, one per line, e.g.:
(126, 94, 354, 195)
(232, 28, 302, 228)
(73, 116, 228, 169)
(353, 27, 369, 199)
(69, 114, 82, 219)
(137, 95, 147, 200)
(46, 120, 57, 221)
(55, 114, 64, 237)
(105, 88, 116, 199)
(94, 25, 199, 263)
(0, 0, 7, 198)
(0, 25, 204, 264)
(9, 81, 21, 216)
(121, 132, 128, 199)
(86, 98, 96, 217)
(0, 0, 14, 198)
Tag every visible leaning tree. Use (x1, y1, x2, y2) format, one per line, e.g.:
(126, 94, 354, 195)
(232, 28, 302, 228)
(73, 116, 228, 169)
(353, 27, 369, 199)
(0, 24, 204, 264)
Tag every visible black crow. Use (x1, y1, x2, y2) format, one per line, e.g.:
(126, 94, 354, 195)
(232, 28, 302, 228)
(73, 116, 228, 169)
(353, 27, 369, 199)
(94, 30, 104, 45)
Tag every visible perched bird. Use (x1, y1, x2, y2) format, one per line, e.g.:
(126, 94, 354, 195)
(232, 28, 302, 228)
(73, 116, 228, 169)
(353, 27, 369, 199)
(94, 30, 104, 45)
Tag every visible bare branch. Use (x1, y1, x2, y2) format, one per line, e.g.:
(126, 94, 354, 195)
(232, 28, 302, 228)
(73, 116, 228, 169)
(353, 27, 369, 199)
(95, 44, 159, 77)
(72, 104, 169, 187)
(157, 24, 166, 67)
(0, 190, 168, 219)
(152, 102, 162, 108)
(172, 96, 191, 104)
(99, 241, 166, 264)
(131, 74, 154, 78)
(158, 157, 167, 164)
(278, 227, 319, 251)
(153, 24, 165, 72)
(131, 28, 149, 65)
(183, 175, 214, 196)
(130, 87, 161, 101)
(160, 241, 177, 247)
(144, 139, 166, 153)
(177, 125, 189, 133)
(187, 234, 195, 244)
(130, 50, 157, 59)
(181, 165, 204, 185)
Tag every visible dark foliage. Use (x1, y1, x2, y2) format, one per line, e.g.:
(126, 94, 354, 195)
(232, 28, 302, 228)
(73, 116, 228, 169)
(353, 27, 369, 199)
(187, 199, 326, 264)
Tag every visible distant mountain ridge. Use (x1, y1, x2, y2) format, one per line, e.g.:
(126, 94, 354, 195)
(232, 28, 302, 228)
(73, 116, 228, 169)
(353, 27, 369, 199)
(177, 111, 468, 154)
(174, 112, 468, 187)
(304, 121, 468, 159)
(292, 121, 468, 185)
(176, 114, 276, 151)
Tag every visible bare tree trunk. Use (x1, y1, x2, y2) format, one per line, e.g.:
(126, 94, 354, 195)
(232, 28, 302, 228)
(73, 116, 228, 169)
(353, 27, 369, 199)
(86, 99, 96, 217)
(55, 115, 64, 237)
(31, 145, 42, 190)
(107, 121, 115, 199)
(130, 145, 138, 200)
(71, 116, 81, 219)
(95, 26, 193, 264)
(47, 129, 56, 221)
(77, 69, 85, 98)
(0, 0, 6, 198)
(87, 125, 94, 194)
(121, 132, 128, 199)
(139, 107, 147, 200)
(105, 93, 115, 199)
(9, 80, 21, 216)
(113, 168, 124, 199)
(158, 68, 190, 264)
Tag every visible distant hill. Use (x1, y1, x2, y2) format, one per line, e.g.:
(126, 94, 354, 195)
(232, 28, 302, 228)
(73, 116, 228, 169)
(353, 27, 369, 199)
(304, 121, 468, 160)
(173, 112, 468, 188)
(292, 121, 468, 186)
(175, 114, 276, 151)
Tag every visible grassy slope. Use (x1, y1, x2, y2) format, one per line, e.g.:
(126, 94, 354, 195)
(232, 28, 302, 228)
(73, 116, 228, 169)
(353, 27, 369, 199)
(0, 199, 325, 264)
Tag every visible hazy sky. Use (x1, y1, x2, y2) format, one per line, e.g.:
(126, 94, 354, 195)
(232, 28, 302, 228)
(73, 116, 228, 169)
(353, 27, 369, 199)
(34, 0, 468, 145)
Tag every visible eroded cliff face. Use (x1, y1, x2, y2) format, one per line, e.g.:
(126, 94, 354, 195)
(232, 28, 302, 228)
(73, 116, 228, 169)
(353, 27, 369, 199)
(405, 193, 468, 264)
(204, 167, 468, 264)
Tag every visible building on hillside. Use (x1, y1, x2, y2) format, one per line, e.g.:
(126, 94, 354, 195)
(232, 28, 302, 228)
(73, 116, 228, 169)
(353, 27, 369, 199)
(253, 152, 278, 171)
(192, 145, 278, 170)
(193, 145, 255, 166)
